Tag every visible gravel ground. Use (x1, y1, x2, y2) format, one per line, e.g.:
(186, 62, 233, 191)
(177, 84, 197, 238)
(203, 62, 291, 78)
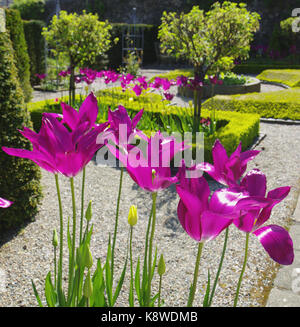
(0, 69, 299, 307)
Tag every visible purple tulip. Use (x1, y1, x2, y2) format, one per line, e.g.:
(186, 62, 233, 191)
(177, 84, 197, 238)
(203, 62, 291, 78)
(232, 169, 294, 265)
(161, 78, 171, 91)
(149, 77, 162, 89)
(106, 131, 185, 192)
(135, 76, 148, 90)
(176, 75, 188, 87)
(132, 84, 142, 96)
(107, 105, 145, 144)
(198, 139, 260, 187)
(176, 162, 236, 242)
(163, 92, 174, 101)
(2, 95, 108, 177)
(0, 197, 12, 208)
(35, 73, 46, 80)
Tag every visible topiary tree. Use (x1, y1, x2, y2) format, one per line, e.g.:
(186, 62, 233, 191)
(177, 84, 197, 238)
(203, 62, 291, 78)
(5, 8, 32, 103)
(0, 30, 43, 234)
(42, 10, 113, 105)
(158, 2, 260, 132)
(11, 0, 46, 21)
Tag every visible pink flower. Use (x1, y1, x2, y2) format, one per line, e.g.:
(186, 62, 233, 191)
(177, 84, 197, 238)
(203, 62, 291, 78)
(232, 169, 294, 265)
(107, 131, 185, 192)
(0, 197, 12, 208)
(2, 94, 108, 177)
(198, 140, 260, 187)
(132, 84, 142, 96)
(163, 92, 174, 101)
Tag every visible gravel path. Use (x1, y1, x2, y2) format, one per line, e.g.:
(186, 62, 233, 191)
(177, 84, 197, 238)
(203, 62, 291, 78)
(0, 69, 299, 307)
(0, 121, 299, 307)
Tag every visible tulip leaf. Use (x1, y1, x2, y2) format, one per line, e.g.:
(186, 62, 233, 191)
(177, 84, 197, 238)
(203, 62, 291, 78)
(31, 280, 43, 307)
(112, 256, 128, 306)
(202, 269, 211, 307)
(45, 272, 57, 307)
(134, 257, 141, 304)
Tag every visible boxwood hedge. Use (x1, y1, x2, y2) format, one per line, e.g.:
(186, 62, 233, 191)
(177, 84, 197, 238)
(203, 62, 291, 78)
(27, 89, 260, 162)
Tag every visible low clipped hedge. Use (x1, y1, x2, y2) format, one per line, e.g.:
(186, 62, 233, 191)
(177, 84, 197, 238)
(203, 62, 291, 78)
(203, 88, 300, 120)
(27, 90, 260, 162)
(233, 64, 300, 75)
(256, 69, 300, 88)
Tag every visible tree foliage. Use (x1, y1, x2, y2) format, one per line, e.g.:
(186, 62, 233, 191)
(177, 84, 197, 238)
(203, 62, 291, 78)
(158, 2, 260, 80)
(42, 10, 113, 104)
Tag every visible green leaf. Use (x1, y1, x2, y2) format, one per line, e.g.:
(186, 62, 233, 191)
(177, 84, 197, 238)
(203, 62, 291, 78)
(45, 272, 57, 307)
(31, 280, 43, 307)
(112, 257, 128, 306)
(203, 269, 211, 307)
(134, 257, 141, 304)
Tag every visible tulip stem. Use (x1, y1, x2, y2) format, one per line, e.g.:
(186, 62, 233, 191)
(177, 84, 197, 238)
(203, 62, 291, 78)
(187, 242, 204, 307)
(54, 174, 63, 298)
(111, 166, 124, 280)
(208, 226, 229, 306)
(68, 177, 77, 298)
(129, 226, 134, 307)
(147, 192, 157, 305)
(79, 167, 86, 243)
(234, 232, 250, 307)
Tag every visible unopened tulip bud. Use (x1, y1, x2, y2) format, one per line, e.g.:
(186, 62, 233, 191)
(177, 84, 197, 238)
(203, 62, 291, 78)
(158, 254, 166, 277)
(52, 229, 58, 248)
(83, 270, 93, 298)
(128, 205, 138, 226)
(83, 244, 93, 269)
(85, 201, 92, 222)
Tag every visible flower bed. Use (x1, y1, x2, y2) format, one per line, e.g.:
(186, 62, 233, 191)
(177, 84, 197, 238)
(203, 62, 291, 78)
(256, 69, 300, 88)
(203, 87, 300, 120)
(27, 91, 260, 162)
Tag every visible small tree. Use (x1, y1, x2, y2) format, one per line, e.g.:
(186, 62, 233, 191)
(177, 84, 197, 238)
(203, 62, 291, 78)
(158, 2, 260, 132)
(43, 10, 113, 105)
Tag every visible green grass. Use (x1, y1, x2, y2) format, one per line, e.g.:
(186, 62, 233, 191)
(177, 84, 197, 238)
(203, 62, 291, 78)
(203, 87, 300, 120)
(256, 69, 300, 88)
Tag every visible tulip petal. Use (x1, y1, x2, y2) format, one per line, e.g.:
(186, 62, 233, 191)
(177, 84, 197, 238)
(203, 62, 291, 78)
(78, 93, 98, 128)
(253, 225, 294, 265)
(60, 102, 80, 130)
(241, 169, 267, 197)
(200, 210, 232, 242)
(132, 109, 144, 129)
(177, 199, 202, 242)
(0, 197, 13, 208)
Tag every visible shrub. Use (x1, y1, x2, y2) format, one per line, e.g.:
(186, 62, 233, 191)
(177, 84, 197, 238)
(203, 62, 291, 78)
(233, 63, 300, 75)
(0, 31, 43, 234)
(11, 0, 46, 21)
(27, 90, 260, 162)
(203, 88, 300, 120)
(256, 69, 300, 88)
(23, 19, 46, 85)
(5, 9, 32, 102)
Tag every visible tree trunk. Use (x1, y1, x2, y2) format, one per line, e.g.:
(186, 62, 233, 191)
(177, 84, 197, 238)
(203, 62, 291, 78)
(69, 61, 75, 107)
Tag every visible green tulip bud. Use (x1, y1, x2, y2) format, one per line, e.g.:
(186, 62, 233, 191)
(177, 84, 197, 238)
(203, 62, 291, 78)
(83, 244, 93, 269)
(52, 229, 58, 248)
(158, 254, 166, 277)
(128, 205, 138, 226)
(83, 270, 93, 298)
(85, 201, 92, 222)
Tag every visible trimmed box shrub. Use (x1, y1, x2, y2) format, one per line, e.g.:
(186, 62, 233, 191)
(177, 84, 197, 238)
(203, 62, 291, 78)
(233, 63, 300, 75)
(203, 88, 300, 120)
(0, 31, 43, 234)
(27, 89, 260, 162)
(256, 69, 300, 88)
(5, 8, 32, 102)
(23, 19, 46, 85)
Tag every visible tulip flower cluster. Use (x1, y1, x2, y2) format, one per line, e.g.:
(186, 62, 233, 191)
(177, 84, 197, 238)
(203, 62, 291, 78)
(1, 92, 294, 307)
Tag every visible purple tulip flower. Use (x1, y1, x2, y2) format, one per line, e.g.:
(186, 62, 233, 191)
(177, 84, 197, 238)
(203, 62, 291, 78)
(132, 84, 142, 96)
(198, 139, 260, 187)
(231, 169, 293, 265)
(0, 197, 12, 208)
